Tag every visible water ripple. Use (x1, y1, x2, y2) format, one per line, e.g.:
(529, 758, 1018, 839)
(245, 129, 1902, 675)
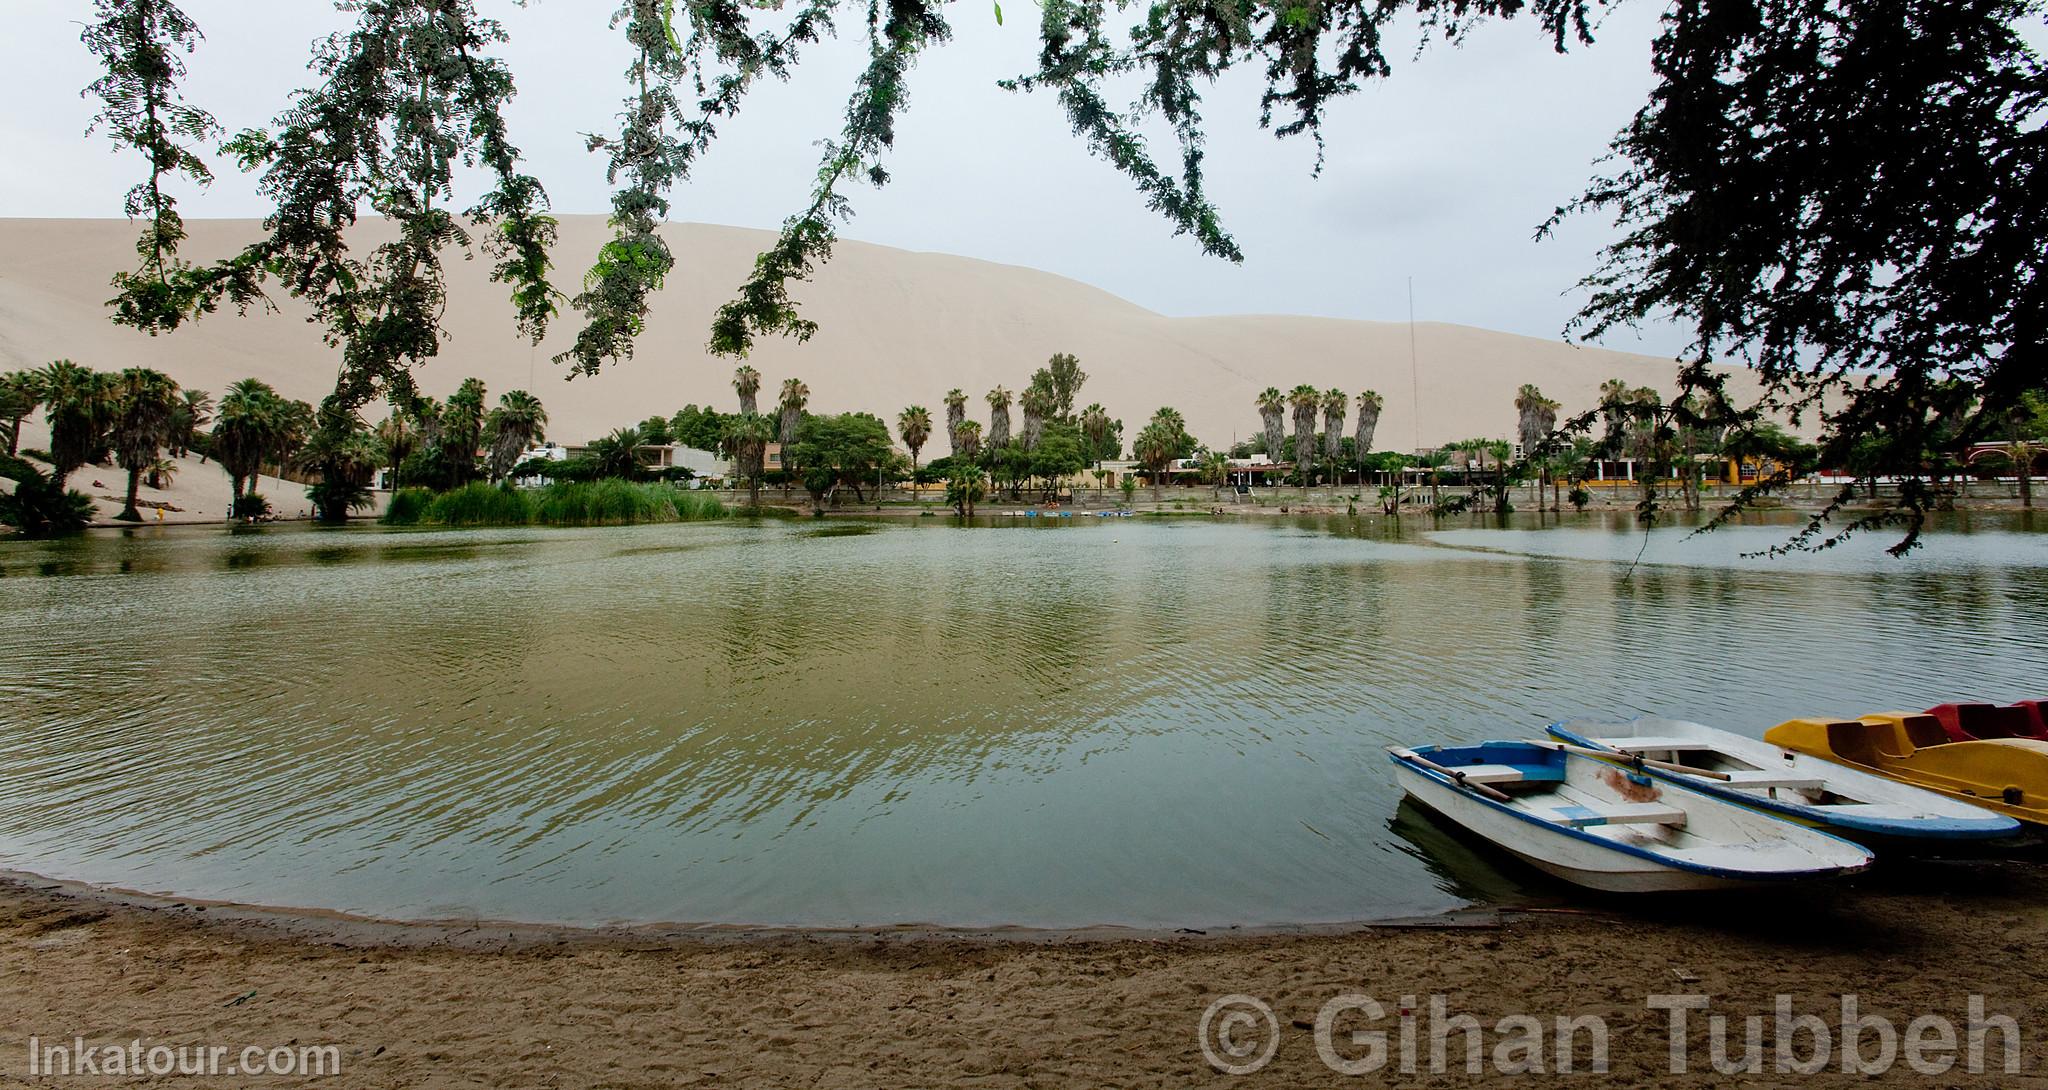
(0, 512, 2042, 927)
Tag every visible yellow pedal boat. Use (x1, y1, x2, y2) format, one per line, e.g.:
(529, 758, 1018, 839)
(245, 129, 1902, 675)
(1763, 712, 2048, 829)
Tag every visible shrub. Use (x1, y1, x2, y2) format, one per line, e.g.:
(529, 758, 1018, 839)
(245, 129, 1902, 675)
(378, 479, 726, 528)
(382, 487, 436, 525)
(0, 455, 95, 535)
(425, 482, 533, 526)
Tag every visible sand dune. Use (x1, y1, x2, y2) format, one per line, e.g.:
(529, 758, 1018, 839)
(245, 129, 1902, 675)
(0, 217, 1718, 450)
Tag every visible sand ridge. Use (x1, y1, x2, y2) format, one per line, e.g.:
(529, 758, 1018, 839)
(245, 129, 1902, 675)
(0, 217, 1740, 451)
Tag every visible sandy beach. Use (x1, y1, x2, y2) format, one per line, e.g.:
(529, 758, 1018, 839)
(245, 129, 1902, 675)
(5, 859, 2048, 1088)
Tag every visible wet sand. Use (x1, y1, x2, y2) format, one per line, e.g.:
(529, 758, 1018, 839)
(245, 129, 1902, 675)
(5, 861, 2047, 1087)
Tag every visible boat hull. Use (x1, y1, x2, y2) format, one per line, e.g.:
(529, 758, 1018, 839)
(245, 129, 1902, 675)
(1389, 744, 1872, 894)
(1767, 714, 2048, 829)
(1547, 718, 2023, 845)
(1395, 769, 1782, 893)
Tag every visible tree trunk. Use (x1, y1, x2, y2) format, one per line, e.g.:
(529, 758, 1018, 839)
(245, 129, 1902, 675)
(117, 466, 144, 522)
(2021, 454, 2034, 509)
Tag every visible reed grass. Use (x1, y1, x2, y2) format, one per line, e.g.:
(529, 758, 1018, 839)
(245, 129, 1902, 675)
(381, 480, 726, 528)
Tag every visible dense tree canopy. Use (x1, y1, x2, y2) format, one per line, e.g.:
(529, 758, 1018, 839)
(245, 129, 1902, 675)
(75, 0, 2048, 549)
(788, 411, 896, 510)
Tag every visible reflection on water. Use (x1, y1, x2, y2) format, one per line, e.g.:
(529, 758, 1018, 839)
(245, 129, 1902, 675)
(0, 512, 2042, 928)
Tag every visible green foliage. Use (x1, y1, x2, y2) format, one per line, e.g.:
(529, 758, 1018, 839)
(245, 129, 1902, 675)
(638, 415, 673, 445)
(81, 0, 221, 332)
(2016, 391, 2048, 440)
(1119, 475, 1138, 504)
(561, 0, 836, 373)
(1028, 421, 1088, 495)
(382, 486, 435, 526)
(0, 455, 96, 536)
(1131, 406, 1193, 493)
(211, 378, 308, 500)
(97, 0, 559, 458)
(484, 390, 549, 481)
(37, 360, 116, 486)
(897, 405, 933, 468)
(945, 463, 987, 515)
(300, 411, 383, 522)
(1042, 353, 1087, 421)
(668, 404, 730, 452)
(1077, 402, 1119, 464)
(1551, 0, 2047, 553)
(788, 412, 895, 508)
(230, 491, 270, 520)
(424, 482, 535, 526)
(708, 0, 953, 357)
(0, 371, 44, 457)
(585, 426, 648, 481)
(109, 367, 183, 521)
(382, 479, 724, 527)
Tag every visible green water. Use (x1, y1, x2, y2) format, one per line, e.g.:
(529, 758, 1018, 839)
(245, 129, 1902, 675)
(0, 512, 2042, 928)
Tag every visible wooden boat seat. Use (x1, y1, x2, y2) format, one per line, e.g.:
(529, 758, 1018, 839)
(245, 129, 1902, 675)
(1540, 802, 1688, 829)
(1721, 772, 1826, 791)
(1444, 764, 1529, 785)
(1606, 737, 1711, 754)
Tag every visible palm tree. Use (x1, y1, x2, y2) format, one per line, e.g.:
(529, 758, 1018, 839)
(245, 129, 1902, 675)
(213, 378, 285, 511)
(1321, 388, 1347, 484)
(946, 464, 986, 516)
(732, 365, 761, 416)
(1019, 385, 1053, 451)
(304, 412, 384, 522)
(723, 412, 774, 507)
(1287, 384, 1320, 488)
(169, 388, 212, 458)
(268, 397, 315, 484)
(1514, 383, 1562, 509)
(774, 378, 809, 495)
(1078, 403, 1114, 468)
(1255, 387, 1285, 470)
(943, 388, 968, 455)
(376, 412, 417, 491)
(1202, 449, 1231, 498)
(1420, 449, 1450, 507)
(145, 457, 178, 490)
(37, 360, 114, 487)
(775, 377, 809, 445)
(588, 426, 646, 480)
(485, 390, 548, 481)
(985, 386, 1012, 448)
(1132, 407, 1189, 501)
(1, 370, 47, 457)
(897, 405, 932, 484)
(441, 378, 488, 486)
(1354, 390, 1383, 484)
(108, 367, 182, 521)
(956, 419, 983, 465)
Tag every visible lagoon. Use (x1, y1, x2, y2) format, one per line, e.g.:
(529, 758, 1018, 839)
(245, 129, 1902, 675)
(0, 512, 2042, 929)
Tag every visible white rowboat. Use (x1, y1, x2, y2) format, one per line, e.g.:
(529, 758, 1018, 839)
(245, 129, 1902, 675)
(1389, 741, 1874, 892)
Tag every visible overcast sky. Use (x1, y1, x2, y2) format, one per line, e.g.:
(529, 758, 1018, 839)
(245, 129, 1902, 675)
(0, 1, 1690, 357)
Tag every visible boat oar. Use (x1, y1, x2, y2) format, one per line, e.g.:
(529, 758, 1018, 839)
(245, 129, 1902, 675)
(1393, 749, 1514, 802)
(1530, 739, 1733, 781)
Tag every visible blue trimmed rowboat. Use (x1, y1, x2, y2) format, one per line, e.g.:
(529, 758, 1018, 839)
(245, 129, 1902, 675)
(1388, 741, 1874, 892)
(1547, 717, 2022, 846)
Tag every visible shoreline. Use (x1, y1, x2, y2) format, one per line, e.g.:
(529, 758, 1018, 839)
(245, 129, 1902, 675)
(0, 871, 1504, 952)
(46, 489, 2045, 535)
(8, 862, 2048, 1085)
